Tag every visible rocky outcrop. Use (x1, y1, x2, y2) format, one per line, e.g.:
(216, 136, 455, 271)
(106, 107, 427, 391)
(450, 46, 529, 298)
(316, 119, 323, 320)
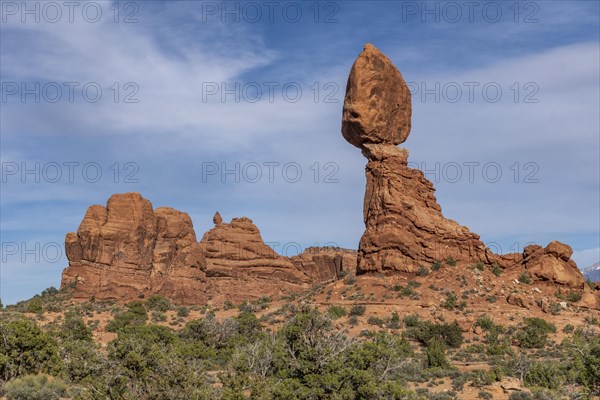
(522, 242, 584, 288)
(342, 44, 490, 273)
(61, 193, 207, 305)
(291, 247, 357, 282)
(199, 214, 312, 303)
(61, 195, 350, 305)
(340, 43, 593, 306)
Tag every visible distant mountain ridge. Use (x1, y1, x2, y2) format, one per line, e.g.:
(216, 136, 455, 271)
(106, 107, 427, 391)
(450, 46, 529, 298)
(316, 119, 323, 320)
(583, 262, 600, 282)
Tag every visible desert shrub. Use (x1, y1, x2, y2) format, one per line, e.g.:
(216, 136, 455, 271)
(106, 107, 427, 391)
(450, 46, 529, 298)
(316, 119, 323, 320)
(562, 324, 574, 334)
(524, 362, 565, 390)
(151, 311, 167, 322)
(59, 312, 92, 342)
(478, 391, 493, 399)
(344, 275, 357, 285)
(177, 307, 190, 317)
(563, 331, 600, 395)
(443, 291, 465, 311)
(407, 320, 463, 348)
(426, 338, 449, 368)
(565, 291, 582, 302)
(404, 314, 420, 328)
(25, 298, 43, 314)
(549, 303, 561, 315)
(515, 318, 556, 349)
(555, 289, 582, 303)
(417, 265, 430, 276)
(473, 261, 485, 271)
(389, 312, 401, 329)
(519, 271, 532, 284)
(367, 316, 385, 326)
(105, 301, 148, 333)
(146, 295, 171, 312)
(349, 304, 366, 316)
(431, 261, 442, 271)
(327, 305, 347, 319)
(236, 311, 262, 338)
(475, 316, 494, 331)
(59, 339, 105, 383)
(0, 318, 61, 381)
(490, 263, 502, 276)
(2, 374, 68, 400)
(446, 257, 457, 267)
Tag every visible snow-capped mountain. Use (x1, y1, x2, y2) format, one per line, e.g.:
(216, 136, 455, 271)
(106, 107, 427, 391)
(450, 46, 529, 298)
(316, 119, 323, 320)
(582, 262, 600, 282)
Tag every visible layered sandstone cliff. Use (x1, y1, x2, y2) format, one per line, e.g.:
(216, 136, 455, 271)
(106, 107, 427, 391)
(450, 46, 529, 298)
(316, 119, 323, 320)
(61, 194, 356, 304)
(61, 193, 207, 304)
(199, 214, 312, 303)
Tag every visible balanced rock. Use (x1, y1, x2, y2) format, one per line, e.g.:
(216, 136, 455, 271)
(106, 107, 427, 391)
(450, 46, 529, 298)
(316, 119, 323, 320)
(342, 44, 489, 273)
(342, 43, 412, 148)
(199, 216, 312, 303)
(61, 193, 206, 304)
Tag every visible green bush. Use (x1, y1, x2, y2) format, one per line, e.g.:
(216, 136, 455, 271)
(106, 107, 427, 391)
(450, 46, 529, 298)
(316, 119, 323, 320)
(60, 312, 92, 342)
(3, 374, 68, 400)
(446, 257, 457, 267)
(106, 301, 148, 333)
(417, 266, 430, 276)
(177, 307, 190, 317)
(426, 338, 449, 368)
(490, 263, 502, 276)
(389, 311, 401, 329)
(327, 305, 347, 319)
(515, 318, 556, 349)
(519, 271, 532, 284)
(0, 318, 61, 381)
(473, 262, 485, 271)
(407, 320, 463, 348)
(525, 362, 565, 390)
(404, 314, 420, 328)
(25, 298, 43, 314)
(367, 316, 385, 326)
(431, 261, 442, 271)
(146, 295, 171, 312)
(349, 304, 366, 316)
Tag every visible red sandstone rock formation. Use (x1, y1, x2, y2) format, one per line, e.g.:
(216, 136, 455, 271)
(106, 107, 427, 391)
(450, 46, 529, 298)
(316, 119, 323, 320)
(61, 193, 206, 305)
(291, 247, 357, 282)
(342, 44, 490, 273)
(522, 242, 584, 288)
(199, 214, 312, 303)
(341, 44, 593, 307)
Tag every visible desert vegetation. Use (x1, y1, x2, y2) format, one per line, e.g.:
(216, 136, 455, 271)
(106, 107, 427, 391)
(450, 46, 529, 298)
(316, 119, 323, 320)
(1, 288, 599, 400)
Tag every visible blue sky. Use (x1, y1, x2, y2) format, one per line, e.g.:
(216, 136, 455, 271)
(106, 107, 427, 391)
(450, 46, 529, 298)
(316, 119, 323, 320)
(1, 0, 599, 305)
